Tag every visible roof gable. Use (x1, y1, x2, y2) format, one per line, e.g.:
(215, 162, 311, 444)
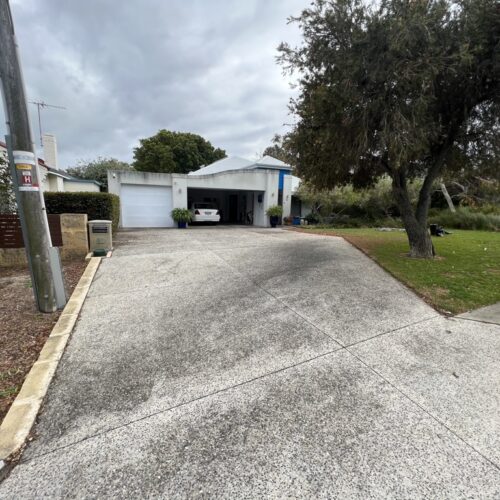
(189, 155, 292, 176)
(254, 155, 291, 170)
(188, 156, 255, 176)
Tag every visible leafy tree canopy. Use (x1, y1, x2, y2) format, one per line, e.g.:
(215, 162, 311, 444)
(263, 134, 294, 165)
(0, 154, 16, 213)
(67, 157, 132, 191)
(133, 130, 226, 174)
(279, 0, 499, 257)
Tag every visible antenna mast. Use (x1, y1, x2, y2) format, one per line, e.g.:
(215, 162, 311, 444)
(29, 100, 66, 146)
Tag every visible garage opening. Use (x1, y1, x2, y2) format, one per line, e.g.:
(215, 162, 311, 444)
(187, 188, 260, 225)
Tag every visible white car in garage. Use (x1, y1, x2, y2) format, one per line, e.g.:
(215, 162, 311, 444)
(190, 202, 221, 224)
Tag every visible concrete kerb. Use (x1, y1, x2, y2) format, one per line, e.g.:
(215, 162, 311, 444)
(0, 257, 101, 463)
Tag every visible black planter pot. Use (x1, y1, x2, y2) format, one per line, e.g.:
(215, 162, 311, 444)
(270, 215, 279, 228)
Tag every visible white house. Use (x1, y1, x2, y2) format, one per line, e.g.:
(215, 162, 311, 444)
(0, 138, 101, 193)
(108, 155, 301, 228)
(40, 163, 101, 193)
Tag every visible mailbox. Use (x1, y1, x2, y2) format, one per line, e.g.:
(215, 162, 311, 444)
(88, 220, 112, 253)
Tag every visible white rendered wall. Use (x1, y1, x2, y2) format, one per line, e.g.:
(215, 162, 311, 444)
(64, 180, 100, 192)
(47, 175, 64, 192)
(108, 169, 280, 228)
(172, 174, 188, 209)
(39, 165, 50, 192)
(282, 175, 292, 218)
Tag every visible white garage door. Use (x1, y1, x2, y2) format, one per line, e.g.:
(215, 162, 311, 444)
(121, 184, 174, 228)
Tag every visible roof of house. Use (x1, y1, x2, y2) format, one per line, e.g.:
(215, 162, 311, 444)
(45, 165, 102, 186)
(188, 156, 255, 176)
(254, 155, 291, 170)
(0, 140, 100, 186)
(188, 155, 292, 176)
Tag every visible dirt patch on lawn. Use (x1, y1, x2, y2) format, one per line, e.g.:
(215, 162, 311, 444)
(0, 260, 87, 423)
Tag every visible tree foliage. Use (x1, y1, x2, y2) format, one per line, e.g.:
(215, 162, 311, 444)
(0, 154, 16, 213)
(133, 130, 226, 174)
(297, 176, 423, 219)
(279, 0, 499, 257)
(263, 134, 294, 165)
(67, 157, 132, 191)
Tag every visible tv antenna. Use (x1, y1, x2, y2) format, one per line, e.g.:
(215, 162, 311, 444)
(29, 100, 66, 147)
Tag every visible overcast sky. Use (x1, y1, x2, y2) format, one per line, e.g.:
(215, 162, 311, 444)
(1, 0, 306, 168)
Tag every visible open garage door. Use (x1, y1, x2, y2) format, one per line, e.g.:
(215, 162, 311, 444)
(187, 188, 257, 225)
(121, 184, 174, 228)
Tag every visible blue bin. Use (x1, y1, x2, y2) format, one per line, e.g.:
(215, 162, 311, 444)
(292, 216, 301, 225)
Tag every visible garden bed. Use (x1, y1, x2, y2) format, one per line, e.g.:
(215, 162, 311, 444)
(0, 261, 87, 424)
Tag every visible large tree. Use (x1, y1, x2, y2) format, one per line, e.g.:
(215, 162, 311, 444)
(279, 0, 499, 257)
(67, 157, 133, 191)
(133, 130, 226, 174)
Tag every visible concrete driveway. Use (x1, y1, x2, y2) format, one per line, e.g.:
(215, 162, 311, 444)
(2, 227, 499, 498)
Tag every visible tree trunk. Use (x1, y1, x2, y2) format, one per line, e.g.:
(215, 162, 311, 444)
(440, 183, 456, 212)
(392, 170, 435, 259)
(402, 215, 435, 258)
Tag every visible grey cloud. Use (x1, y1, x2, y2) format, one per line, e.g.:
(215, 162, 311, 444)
(2, 0, 305, 167)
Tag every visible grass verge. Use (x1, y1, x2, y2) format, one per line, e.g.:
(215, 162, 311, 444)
(297, 227, 500, 314)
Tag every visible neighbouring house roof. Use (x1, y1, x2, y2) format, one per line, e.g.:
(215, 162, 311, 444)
(45, 165, 101, 186)
(0, 140, 101, 186)
(189, 154, 292, 176)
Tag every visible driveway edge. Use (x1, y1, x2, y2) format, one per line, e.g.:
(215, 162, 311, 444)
(287, 227, 447, 315)
(0, 257, 101, 463)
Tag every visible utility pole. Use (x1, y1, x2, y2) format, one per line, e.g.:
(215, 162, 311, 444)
(0, 0, 58, 312)
(29, 100, 66, 147)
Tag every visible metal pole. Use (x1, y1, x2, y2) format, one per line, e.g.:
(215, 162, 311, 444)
(0, 0, 57, 312)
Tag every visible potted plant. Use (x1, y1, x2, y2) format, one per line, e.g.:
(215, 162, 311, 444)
(171, 208, 192, 228)
(266, 205, 283, 228)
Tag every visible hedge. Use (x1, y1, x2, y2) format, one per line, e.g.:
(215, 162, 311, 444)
(44, 192, 120, 232)
(429, 207, 500, 232)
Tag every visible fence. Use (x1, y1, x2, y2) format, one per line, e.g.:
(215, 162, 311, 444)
(0, 213, 86, 267)
(0, 214, 63, 248)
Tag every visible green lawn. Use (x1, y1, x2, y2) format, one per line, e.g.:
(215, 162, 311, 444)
(300, 227, 500, 314)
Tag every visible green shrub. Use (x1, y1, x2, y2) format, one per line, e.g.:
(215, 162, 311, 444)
(44, 192, 120, 232)
(429, 208, 500, 231)
(171, 208, 192, 223)
(326, 217, 403, 229)
(266, 205, 283, 217)
(468, 203, 500, 215)
(296, 176, 422, 220)
(304, 212, 321, 224)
